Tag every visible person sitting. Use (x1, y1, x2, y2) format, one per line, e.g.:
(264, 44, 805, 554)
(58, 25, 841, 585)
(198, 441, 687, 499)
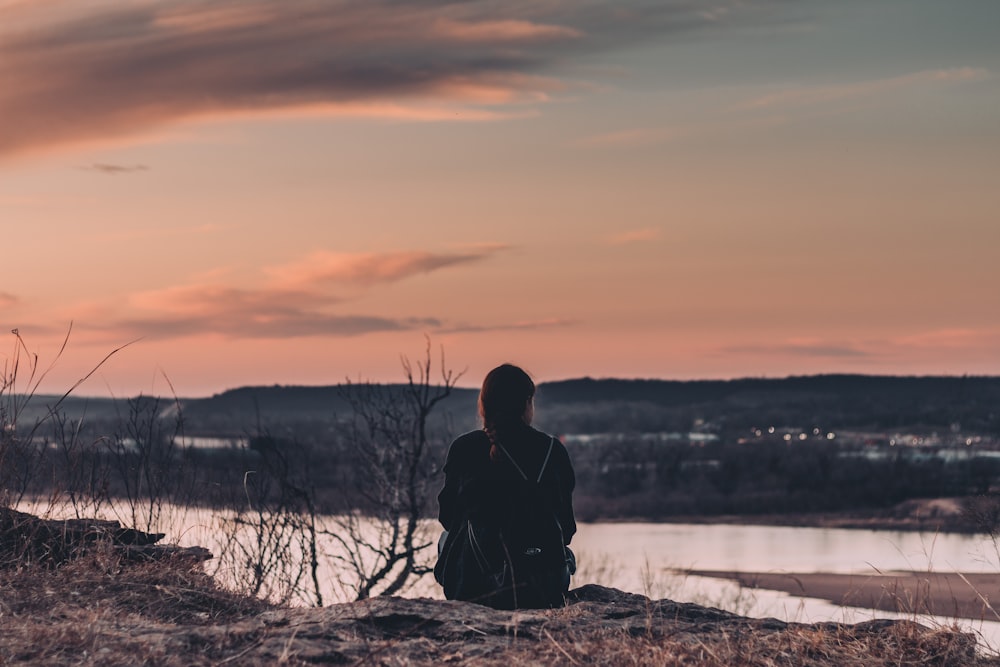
(434, 363, 576, 609)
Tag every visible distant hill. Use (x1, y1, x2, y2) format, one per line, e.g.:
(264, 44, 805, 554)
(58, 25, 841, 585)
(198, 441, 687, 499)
(17, 375, 1000, 436)
(536, 375, 1000, 434)
(538, 375, 1000, 406)
(172, 375, 1000, 435)
(177, 384, 481, 432)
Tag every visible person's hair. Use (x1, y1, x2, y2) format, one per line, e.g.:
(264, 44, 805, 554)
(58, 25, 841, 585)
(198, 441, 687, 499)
(478, 364, 535, 463)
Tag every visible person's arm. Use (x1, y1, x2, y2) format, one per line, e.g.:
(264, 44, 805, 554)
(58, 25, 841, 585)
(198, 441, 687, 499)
(437, 443, 460, 531)
(556, 441, 577, 544)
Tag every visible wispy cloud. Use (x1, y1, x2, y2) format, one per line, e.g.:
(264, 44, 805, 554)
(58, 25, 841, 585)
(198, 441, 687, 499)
(96, 312, 438, 341)
(722, 340, 872, 359)
(266, 247, 506, 289)
(605, 228, 661, 245)
(741, 68, 991, 112)
(81, 163, 149, 175)
(891, 327, 1000, 351)
(0, 0, 789, 157)
(0, 292, 18, 309)
(439, 318, 576, 334)
(71, 246, 502, 341)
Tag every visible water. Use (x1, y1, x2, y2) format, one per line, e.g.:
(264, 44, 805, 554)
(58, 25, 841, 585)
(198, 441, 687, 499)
(569, 522, 1000, 652)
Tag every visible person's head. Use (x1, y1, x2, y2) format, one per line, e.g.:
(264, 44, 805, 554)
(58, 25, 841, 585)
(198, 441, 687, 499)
(479, 363, 535, 431)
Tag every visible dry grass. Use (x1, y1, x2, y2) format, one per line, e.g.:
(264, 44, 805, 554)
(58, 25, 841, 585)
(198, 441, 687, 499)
(0, 547, 269, 666)
(462, 621, 989, 667)
(0, 548, 996, 666)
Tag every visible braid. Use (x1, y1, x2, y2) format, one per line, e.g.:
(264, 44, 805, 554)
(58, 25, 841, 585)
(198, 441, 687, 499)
(484, 423, 501, 463)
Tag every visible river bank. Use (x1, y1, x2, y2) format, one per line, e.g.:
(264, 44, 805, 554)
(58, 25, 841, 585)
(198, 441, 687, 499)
(688, 570, 1000, 623)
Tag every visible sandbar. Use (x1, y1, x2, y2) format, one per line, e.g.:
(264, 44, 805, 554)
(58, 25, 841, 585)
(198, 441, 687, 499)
(686, 569, 1000, 622)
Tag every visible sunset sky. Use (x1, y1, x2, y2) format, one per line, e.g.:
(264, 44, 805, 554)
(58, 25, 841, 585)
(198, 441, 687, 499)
(1, 0, 998, 397)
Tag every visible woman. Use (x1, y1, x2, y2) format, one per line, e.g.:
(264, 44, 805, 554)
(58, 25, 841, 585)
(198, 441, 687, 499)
(434, 364, 576, 609)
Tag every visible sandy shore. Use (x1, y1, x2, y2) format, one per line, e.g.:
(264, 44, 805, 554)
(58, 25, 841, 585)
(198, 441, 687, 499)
(687, 569, 1000, 622)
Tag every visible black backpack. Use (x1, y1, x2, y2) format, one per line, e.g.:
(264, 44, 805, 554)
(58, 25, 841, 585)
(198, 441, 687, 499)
(435, 437, 570, 609)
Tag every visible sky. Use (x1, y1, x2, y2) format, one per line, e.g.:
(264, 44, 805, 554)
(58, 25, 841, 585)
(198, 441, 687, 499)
(1, 0, 998, 397)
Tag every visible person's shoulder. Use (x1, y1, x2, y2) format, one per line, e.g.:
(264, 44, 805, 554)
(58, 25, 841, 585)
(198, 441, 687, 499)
(527, 426, 561, 443)
(452, 429, 489, 446)
(447, 430, 489, 460)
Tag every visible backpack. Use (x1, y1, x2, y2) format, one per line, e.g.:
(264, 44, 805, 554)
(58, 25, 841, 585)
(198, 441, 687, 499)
(434, 437, 570, 609)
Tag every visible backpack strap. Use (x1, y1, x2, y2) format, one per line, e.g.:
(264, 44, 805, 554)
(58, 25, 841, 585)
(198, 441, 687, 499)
(495, 436, 556, 484)
(537, 437, 555, 483)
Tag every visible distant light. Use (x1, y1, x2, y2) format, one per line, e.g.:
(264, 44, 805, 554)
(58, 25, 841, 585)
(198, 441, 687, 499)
(826, 432, 835, 440)
(754, 429, 762, 437)
(813, 428, 820, 435)
(966, 438, 973, 446)
(783, 434, 792, 441)
(890, 439, 896, 446)
(798, 433, 807, 441)
(768, 427, 775, 434)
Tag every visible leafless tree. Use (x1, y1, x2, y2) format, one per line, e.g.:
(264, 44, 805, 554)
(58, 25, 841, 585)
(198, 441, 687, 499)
(329, 341, 461, 599)
(213, 431, 325, 606)
(0, 327, 131, 510)
(104, 394, 187, 533)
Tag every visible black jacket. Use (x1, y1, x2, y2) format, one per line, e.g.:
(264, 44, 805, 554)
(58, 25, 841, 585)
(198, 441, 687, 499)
(437, 424, 576, 544)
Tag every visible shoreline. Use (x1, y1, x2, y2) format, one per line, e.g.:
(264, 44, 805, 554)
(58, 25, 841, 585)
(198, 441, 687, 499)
(649, 513, 981, 534)
(687, 569, 1000, 623)
(586, 497, 986, 534)
(584, 514, 981, 533)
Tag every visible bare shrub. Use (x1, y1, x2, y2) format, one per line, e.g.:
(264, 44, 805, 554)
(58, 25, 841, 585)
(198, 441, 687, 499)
(327, 341, 461, 600)
(213, 431, 324, 606)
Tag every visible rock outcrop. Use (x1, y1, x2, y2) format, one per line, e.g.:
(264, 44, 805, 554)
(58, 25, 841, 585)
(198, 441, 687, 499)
(0, 507, 211, 565)
(137, 585, 980, 666)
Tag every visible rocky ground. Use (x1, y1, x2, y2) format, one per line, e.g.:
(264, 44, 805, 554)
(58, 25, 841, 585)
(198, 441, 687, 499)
(0, 558, 994, 667)
(1, 508, 997, 666)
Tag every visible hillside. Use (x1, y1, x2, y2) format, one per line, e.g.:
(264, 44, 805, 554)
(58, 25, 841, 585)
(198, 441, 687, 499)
(164, 375, 1000, 435)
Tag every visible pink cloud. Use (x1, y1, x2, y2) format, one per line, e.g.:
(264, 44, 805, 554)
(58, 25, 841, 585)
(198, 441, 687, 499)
(429, 18, 582, 43)
(0, 0, 780, 157)
(0, 1, 585, 157)
(266, 248, 504, 288)
(68, 245, 507, 340)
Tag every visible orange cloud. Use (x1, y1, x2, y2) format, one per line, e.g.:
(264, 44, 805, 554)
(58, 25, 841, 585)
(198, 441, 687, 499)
(0, 0, 781, 158)
(68, 246, 507, 341)
(0, 1, 584, 157)
(0, 292, 18, 309)
(101, 282, 431, 340)
(429, 18, 582, 43)
(266, 248, 505, 288)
